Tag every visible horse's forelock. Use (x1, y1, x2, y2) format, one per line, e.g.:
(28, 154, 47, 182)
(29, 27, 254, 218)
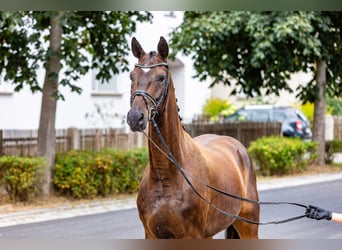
(148, 51, 157, 59)
(140, 51, 161, 65)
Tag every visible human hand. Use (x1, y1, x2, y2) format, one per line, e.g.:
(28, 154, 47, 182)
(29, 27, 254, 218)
(306, 205, 332, 220)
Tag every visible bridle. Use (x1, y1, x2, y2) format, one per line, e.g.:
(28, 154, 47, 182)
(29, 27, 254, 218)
(129, 61, 309, 226)
(130, 62, 169, 120)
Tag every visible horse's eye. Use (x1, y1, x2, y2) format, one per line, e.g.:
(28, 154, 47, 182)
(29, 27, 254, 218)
(156, 75, 165, 83)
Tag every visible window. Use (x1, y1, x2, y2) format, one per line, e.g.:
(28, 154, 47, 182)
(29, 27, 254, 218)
(91, 69, 120, 96)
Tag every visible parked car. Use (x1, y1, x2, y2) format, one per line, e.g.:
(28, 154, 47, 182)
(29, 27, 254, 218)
(224, 105, 312, 140)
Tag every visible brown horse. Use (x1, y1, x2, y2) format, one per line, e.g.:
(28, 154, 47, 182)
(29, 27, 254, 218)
(127, 36, 259, 239)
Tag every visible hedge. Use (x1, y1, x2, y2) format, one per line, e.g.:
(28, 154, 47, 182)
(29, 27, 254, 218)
(0, 137, 328, 201)
(248, 136, 318, 176)
(0, 156, 46, 202)
(53, 147, 148, 199)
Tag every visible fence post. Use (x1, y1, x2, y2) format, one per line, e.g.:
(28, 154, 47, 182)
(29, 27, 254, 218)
(0, 130, 3, 156)
(95, 129, 102, 151)
(67, 127, 80, 151)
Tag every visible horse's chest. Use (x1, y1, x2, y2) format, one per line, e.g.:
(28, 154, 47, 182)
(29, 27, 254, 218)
(137, 186, 202, 238)
(137, 187, 184, 214)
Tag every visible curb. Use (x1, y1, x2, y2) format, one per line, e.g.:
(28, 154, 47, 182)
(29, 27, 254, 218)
(0, 172, 342, 228)
(257, 171, 342, 191)
(0, 196, 137, 228)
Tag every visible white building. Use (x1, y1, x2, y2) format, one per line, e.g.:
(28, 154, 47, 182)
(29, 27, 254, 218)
(0, 11, 211, 130)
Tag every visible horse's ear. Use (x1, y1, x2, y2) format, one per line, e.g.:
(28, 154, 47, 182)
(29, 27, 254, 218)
(157, 36, 169, 60)
(131, 37, 145, 59)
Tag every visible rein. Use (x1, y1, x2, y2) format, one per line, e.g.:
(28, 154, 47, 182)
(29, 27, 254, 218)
(131, 62, 308, 225)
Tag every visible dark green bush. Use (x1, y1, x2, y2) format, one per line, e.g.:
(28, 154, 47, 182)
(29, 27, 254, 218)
(325, 140, 342, 164)
(0, 156, 46, 202)
(248, 136, 318, 176)
(53, 148, 148, 199)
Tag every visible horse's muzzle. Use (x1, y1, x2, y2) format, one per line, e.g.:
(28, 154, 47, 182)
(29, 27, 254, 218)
(127, 108, 147, 132)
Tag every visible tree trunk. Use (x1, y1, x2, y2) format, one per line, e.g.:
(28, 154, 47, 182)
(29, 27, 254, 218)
(37, 12, 63, 196)
(312, 60, 326, 166)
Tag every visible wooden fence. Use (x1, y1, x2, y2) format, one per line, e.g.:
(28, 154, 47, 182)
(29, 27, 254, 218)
(0, 123, 281, 157)
(1, 116, 341, 157)
(184, 122, 282, 147)
(0, 128, 147, 157)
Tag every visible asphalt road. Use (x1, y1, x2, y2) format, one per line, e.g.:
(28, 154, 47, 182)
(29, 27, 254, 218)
(1, 179, 342, 239)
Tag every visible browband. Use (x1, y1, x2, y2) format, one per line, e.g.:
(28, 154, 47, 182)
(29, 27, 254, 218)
(135, 63, 169, 69)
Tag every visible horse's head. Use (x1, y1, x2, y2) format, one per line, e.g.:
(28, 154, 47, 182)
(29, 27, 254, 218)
(127, 37, 170, 132)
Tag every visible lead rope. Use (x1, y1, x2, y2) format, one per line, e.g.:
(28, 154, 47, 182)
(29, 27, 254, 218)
(143, 118, 308, 225)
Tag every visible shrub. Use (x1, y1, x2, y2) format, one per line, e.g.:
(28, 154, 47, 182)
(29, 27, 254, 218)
(0, 156, 46, 202)
(106, 148, 148, 194)
(53, 148, 148, 199)
(325, 140, 342, 164)
(202, 98, 236, 122)
(53, 150, 98, 198)
(248, 136, 318, 176)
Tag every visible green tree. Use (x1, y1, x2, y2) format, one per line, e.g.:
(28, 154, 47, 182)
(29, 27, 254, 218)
(170, 11, 342, 165)
(0, 11, 152, 195)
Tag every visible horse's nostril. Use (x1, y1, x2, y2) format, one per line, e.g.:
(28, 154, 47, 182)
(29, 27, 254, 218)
(138, 112, 144, 125)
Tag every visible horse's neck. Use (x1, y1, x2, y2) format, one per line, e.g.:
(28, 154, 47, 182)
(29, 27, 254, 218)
(148, 85, 186, 177)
